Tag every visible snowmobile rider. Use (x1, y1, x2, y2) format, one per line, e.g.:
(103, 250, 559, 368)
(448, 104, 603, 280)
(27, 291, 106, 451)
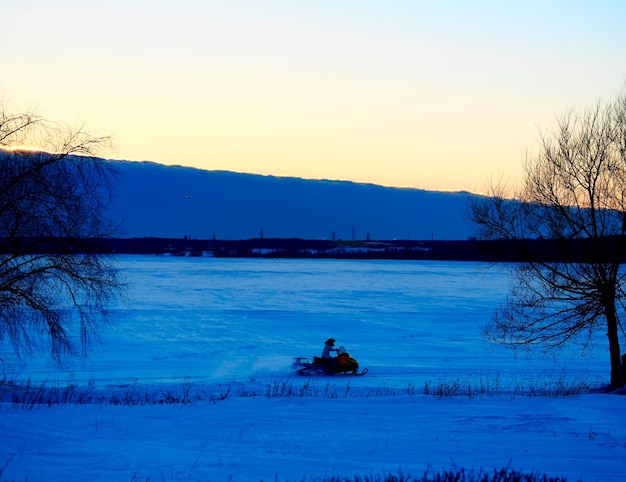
(322, 338, 339, 360)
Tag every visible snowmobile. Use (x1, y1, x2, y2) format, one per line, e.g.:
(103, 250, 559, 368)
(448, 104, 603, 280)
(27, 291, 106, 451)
(292, 346, 368, 376)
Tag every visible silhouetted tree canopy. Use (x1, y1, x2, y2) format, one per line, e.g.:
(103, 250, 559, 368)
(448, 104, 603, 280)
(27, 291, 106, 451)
(469, 86, 626, 389)
(0, 102, 121, 362)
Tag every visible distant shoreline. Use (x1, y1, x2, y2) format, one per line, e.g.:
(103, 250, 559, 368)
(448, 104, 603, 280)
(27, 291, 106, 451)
(3, 236, 621, 263)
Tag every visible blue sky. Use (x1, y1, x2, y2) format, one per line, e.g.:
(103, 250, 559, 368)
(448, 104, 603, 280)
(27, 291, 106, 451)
(2, 0, 625, 192)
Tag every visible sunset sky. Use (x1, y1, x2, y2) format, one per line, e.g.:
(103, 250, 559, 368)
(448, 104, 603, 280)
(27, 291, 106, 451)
(2, 1, 625, 192)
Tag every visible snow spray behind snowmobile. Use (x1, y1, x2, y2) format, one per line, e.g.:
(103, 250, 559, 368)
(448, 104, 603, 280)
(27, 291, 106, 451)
(292, 346, 368, 376)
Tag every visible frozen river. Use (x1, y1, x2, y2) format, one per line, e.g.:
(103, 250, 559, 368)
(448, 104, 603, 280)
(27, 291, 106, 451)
(2, 255, 621, 482)
(3, 255, 608, 390)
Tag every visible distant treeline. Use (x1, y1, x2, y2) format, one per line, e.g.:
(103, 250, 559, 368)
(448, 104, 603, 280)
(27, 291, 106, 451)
(3, 236, 626, 262)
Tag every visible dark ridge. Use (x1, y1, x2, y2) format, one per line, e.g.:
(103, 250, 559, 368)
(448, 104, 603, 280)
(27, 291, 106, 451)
(4, 236, 625, 263)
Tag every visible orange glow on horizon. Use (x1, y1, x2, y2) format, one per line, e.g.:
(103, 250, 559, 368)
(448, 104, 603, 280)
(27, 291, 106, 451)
(1, 145, 47, 153)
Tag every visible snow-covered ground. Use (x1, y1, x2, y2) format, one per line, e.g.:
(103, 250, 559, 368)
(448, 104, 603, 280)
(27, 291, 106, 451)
(1, 256, 624, 481)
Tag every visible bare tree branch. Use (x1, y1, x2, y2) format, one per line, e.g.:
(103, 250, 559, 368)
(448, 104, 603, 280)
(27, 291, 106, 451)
(469, 86, 626, 389)
(0, 101, 122, 363)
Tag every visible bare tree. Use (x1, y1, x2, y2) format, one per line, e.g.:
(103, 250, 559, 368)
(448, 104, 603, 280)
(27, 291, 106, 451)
(469, 88, 626, 389)
(0, 101, 121, 362)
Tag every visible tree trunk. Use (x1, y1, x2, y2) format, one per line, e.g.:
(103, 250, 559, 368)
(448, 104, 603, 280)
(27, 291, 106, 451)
(605, 301, 624, 389)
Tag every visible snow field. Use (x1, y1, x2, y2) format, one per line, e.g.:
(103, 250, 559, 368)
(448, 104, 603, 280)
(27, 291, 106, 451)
(1, 256, 624, 481)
